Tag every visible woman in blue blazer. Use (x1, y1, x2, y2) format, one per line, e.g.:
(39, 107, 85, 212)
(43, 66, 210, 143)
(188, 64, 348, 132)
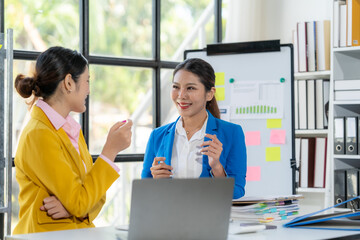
(141, 58, 247, 199)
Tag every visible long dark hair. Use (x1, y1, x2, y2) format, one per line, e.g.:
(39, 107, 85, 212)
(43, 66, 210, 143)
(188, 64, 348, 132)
(173, 58, 220, 118)
(15, 46, 88, 105)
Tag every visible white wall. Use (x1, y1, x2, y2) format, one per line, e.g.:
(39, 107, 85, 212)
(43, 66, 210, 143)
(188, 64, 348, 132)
(225, 0, 331, 44)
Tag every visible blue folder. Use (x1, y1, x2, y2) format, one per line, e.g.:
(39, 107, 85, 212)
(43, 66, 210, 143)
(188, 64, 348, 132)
(284, 196, 360, 231)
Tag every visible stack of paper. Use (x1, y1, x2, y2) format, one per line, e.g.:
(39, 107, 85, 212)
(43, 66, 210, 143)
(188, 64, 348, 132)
(231, 195, 303, 223)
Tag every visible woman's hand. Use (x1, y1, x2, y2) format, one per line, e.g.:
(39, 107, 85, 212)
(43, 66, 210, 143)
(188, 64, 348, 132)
(102, 119, 133, 161)
(40, 196, 71, 219)
(150, 157, 173, 178)
(201, 133, 225, 177)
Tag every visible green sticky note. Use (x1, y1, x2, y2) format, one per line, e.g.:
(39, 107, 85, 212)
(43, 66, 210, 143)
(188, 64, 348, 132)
(215, 87, 225, 101)
(266, 147, 281, 162)
(267, 119, 282, 128)
(215, 72, 225, 86)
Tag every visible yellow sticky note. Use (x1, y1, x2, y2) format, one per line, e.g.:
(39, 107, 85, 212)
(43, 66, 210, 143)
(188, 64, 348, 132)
(215, 72, 225, 86)
(0, 44, 2, 49)
(266, 147, 281, 162)
(215, 87, 225, 101)
(267, 119, 282, 128)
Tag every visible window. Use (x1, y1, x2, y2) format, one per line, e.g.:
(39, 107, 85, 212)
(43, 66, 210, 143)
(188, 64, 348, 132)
(3, 0, 223, 232)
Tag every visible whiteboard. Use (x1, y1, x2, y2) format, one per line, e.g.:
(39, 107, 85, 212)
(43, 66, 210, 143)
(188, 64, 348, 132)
(185, 44, 295, 196)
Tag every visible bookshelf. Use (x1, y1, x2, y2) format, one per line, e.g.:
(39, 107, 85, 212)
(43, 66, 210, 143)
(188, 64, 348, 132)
(327, 0, 360, 210)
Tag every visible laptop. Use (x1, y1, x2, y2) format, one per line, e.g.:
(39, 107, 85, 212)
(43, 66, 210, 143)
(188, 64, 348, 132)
(126, 178, 234, 240)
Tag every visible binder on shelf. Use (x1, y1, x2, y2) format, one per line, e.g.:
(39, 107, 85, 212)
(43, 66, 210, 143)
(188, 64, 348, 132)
(284, 196, 360, 230)
(340, 4, 347, 47)
(345, 117, 358, 155)
(334, 169, 347, 208)
(334, 80, 360, 90)
(295, 138, 301, 187)
(298, 80, 307, 129)
(297, 22, 307, 72)
(333, 1, 340, 48)
(294, 80, 299, 129)
(346, 169, 359, 209)
(307, 80, 315, 130)
(335, 90, 360, 101)
(306, 21, 316, 72)
(314, 138, 327, 188)
(334, 117, 345, 154)
(358, 118, 360, 154)
(353, 0, 360, 46)
(348, 0, 353, 47)
(315, 79, 324, 129)
(300, 138, 315, 188)
(300, 138, 309, 188)
(316, 20, 330, 71)
(323, 80, 330, 129)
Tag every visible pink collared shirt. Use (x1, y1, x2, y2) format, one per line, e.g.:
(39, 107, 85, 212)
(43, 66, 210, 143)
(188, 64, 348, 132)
(36, 100, 119, 173)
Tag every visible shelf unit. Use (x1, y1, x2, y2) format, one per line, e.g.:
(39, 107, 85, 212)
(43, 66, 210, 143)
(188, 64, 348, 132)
(294, 71, 330, 200)
(327, 23, 360, 209)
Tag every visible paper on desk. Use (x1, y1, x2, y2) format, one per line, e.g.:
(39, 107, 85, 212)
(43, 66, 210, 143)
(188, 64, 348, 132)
(233, 195, 303, 203)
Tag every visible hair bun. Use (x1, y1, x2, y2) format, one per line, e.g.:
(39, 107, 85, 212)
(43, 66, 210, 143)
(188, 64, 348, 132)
(14, 74, 38, 98)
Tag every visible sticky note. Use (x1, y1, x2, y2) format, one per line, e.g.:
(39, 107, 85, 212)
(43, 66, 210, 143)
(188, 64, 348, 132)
(267, 119, 282, 128)
(246, 166, 261, 181)
(266, 147, 281, 162)
(215, 87, 225, 101)
(245, 131, 261, 146)
(215, 72, 225, 86)
(270, 129, 286, 144)
(0, 44, 2, 49)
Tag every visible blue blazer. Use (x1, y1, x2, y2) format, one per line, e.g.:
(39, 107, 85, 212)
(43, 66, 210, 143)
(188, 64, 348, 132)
(141, 111, 247, 199)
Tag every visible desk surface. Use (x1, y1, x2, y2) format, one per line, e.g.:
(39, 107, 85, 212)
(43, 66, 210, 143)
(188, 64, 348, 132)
(5, 225, 360, 240)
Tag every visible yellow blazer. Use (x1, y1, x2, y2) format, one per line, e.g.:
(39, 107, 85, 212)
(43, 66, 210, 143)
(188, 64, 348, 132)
(13, 106, 119, 234)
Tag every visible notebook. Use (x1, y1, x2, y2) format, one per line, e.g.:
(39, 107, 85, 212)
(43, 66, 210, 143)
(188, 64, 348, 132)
(126, 178, 234, 240)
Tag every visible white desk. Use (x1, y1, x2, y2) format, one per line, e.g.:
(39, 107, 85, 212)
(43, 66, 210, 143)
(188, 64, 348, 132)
(5, 225, 360, 240)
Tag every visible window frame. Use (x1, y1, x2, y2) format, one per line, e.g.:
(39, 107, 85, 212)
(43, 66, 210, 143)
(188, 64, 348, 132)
(2, 0, 222, 164)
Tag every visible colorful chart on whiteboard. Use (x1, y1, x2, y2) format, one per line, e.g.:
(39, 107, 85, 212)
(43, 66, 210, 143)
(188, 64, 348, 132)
(230, 81, 284, 119)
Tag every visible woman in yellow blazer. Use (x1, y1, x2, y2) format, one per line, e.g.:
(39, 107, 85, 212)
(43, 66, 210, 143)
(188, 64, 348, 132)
(13, 46, 132, 234)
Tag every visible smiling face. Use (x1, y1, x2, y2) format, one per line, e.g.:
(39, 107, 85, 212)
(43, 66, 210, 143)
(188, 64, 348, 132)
(171, 69, 214, 119)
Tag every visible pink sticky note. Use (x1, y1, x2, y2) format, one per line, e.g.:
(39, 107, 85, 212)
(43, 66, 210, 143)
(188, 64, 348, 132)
(245, 131, 261, 146)
(269, 129, 286, 144)
(246, 166, 261, 181)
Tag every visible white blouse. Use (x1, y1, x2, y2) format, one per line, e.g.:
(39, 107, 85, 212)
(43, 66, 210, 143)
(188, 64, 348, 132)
(171, 114, 208, 178)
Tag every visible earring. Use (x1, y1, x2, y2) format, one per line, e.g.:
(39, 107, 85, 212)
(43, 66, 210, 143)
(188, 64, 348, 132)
(67, 90, 72, 94)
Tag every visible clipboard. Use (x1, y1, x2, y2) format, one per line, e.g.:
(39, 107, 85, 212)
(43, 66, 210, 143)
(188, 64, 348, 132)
(284, 196, 360, 230)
